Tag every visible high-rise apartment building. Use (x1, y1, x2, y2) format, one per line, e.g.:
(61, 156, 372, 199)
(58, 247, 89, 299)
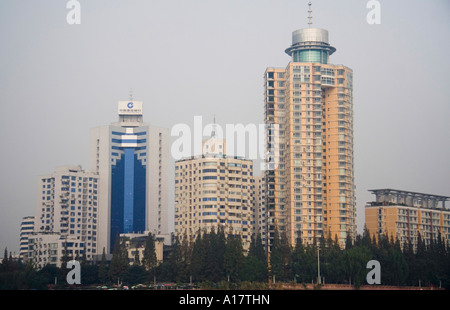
(32, 165, 99, 264)
(264, 27, 355, 248)
(174, 138, 255, 252)
(366, 189, 450, 249)
(90, 100, 169, 253)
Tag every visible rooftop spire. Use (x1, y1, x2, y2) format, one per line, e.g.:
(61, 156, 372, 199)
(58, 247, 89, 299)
(212, 115, 217, 138)
(308, 1, 313, 28)
(129, 88, 134, 101)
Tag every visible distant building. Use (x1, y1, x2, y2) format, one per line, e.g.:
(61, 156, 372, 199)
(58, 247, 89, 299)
(90, 100, 170, 253)
(19, 216, 34, 262)
(365, 189, 450, 249)
(120, 232, 172, 265)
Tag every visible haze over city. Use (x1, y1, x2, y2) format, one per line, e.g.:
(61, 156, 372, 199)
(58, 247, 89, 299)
(0, 0, 449, 256)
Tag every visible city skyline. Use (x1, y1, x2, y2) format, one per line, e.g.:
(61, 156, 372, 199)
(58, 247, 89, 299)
(1, 0, 450, 255)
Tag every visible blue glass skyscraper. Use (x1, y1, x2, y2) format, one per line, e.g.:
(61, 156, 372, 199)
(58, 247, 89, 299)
(91, 100, 169, 253)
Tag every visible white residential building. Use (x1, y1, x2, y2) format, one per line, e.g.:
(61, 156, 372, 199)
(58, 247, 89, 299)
(31, 165, 99, 267)
(19, 216, 35, 262)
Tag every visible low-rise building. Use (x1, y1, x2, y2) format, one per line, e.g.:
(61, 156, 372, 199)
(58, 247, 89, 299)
(365, 188, 450, 250)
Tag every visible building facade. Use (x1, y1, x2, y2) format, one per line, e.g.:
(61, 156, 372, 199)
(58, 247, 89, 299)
(120, 232, 171, 266)
(30, 165, 99, 267)
(174, 139, 255, 252)
(264, 27, 355, 248)
(28, 233, 83, 269)
(365, 189, 450, 249)
(90, 100, 169, 253)
(19, 216, 35, 262)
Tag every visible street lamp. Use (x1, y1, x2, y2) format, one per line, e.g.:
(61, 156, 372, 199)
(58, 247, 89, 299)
(317, 246, 321, 285)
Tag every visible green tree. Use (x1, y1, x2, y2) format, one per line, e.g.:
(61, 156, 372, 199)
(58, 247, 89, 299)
(81, 264, 99, 285)
(109, 235, 129, 283)
(224, 234, 244, 284)
(190, 229, 206, 282)
(361, 226, 372, 248)
(241, 255, 267, 282)
(321, 235, 345, 284)
(387, 238, 408, 286)
(168, 236, 181, 282)
(141, 233, 157, 277)
(345, 230, 354, 250)
(23, 262, 47, 290)
(123, 265, 148, 286)
(37, 264, 60, 287)
(97, 247, 108, 284)
(133, 248, 141, 266)
(169, 234, 192, 283)
(246, 234, 268, 282)
(203, 228, 226, 282)
(179, 232, 192, 282)
(1, 247, 8, 269)
(344, 245, 372, 288)
(269, 227, 282, 282)
(249, 234, 267, 264)
(279, 232, 293, 281)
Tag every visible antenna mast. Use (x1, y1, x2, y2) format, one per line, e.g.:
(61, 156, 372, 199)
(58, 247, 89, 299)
(212, 114, 217, 137)
(129, 88, 134, 101)
(308, 1, 313, 28)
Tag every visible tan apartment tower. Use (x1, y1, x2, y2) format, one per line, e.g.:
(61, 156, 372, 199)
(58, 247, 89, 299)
(174, 136, 255, 252)
(264, 26, 355, 249)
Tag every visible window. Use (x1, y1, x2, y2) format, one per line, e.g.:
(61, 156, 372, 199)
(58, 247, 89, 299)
(202, 169, 217, 173)
(228, 163, 241, 167)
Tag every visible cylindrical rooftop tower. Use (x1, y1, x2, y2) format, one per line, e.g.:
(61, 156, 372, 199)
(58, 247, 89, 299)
(285, 28, 336, 64)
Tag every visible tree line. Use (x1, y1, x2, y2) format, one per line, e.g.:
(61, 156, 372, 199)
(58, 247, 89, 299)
(164, 227, 450, 289)
(1, 228, 450, 289)
(0, 232, 160, 290)
(269, 227, 450, 288)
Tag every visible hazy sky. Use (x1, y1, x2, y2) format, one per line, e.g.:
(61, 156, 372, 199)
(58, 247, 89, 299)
(1, 0, 449, 255)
